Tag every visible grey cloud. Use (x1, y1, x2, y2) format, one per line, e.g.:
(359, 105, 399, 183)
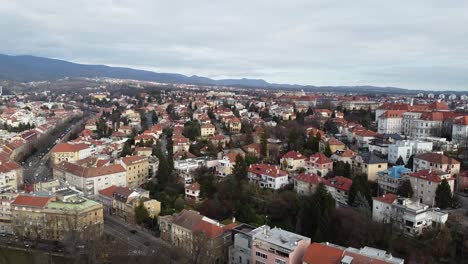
(0, 0, 467, 90)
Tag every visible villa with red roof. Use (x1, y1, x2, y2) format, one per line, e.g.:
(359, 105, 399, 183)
(306, 153, 333, 176)
(51, 142, 92, 164)
(293, 173, 324, 195)
(413, 153, 460, 176)
(280, 151, 307, 171)
(248, 164, 288, 190)
(324, 176, 353, 206)
(404, 169, 454, 205)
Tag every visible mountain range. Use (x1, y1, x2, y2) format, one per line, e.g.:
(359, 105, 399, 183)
(0, 54, 462, 94)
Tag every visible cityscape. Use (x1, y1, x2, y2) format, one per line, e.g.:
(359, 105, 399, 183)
(0, 1, 468, 264)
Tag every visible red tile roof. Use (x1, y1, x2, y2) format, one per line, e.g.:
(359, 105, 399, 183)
(294, 173, 323, 184)
(186, 182, 201, 192)
(121, 155, 147, 165)
(408, 169, 454, 183)
(99, 185, 133, 199)
(310, 153, 333, 164)
(373, 193, 398, 204)
(303, 243, 343, 264)
(12, 195, 52, 208)
(192, 219, 224, 239)
(52, 142, 89, 153)
(325, 176, 352, 191)
(248, 164, 287, 178)
(282, 151, 307, 160)
(415, 153, 460, 165)
(379, 110, 406, 119)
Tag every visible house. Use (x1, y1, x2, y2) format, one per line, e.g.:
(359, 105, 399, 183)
(158, 210, 237, 263)
(321, 138, 345, 153)
(413, 153, 460, 176)
(185, 182, 201, 202)
(200, 123, 216, 137)
(0, 193, 18, 234)
(404, 169, 455, 206)
(293, 173, 324, 196)
(0, 159, 23, 192)
(50, 142, 92, 165)
(388, 140, 433, 165)
(226, 117, 242, 133)
(53, 162, 127, 196)
(228, 224, 264, 264)
(452, 116, 468, 145)
(135, 147, 153, 157)
(98, 185, 160, 223)
(324, 176, 352, 206)
(372, 195, 448, 236)
(377, 166, 411, 194)
(306, 153, 333, 177)
(352, 153, 388, 181)
(119, 155, 149, 189)
(377, 110, 406, 134)
(248, 164, 288, 190)
(216, 153, 238, 177)
(11, 193, 103, 241)
(331, 149, 356, 164)
(280, 151, 307, 171)
(175, 157, 208, 183)
(173, 135, 190, 153)
(302, 242, 404, 264)
(243, 143, 262, 158)
(252, 226, 310, 264)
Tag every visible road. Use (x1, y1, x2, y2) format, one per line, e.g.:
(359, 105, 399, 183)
(23, 117, 85, 184)
(104, 214, 169, 255)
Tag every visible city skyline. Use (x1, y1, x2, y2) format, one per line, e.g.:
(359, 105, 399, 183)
(1, 1, 468, 91)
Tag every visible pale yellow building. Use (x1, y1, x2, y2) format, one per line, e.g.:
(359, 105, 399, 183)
(120, 155, 149, 188)
(352, 153, 388, 181)
(200, 123, 216, 137)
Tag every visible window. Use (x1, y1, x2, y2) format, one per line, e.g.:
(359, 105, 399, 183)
(256, 251, 267, 259)
(275, 259, 286, 264)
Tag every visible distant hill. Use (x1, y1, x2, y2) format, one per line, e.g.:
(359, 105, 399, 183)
(0, 54, 463, 94)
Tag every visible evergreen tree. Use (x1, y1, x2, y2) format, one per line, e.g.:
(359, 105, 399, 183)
(151, 110, 158, 125)
(398, 179, 414, 198)
(260, 132, 268, 157)
(435, 179, 453, 209)
(395, 156, 405, 166)
(232, 155, 247, 182)
(134, 201, 150, 225)
(348, 174, 371, 205)
(405, 155, 414, 170)
(324, 143, 333, 157)
(353, 192, 372, 218)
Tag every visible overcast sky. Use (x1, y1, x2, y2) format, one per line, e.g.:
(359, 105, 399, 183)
(1, 0, 468, 91)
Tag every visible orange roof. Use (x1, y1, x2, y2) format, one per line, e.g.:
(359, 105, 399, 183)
(373, 193, 398, 204)
(186, 182, 201, 191)
(12, 195, 52, 208)
(52, 143, 89, 153)
(303, 243, 343, 264)
(324, 176, 352, 191)
(415, 153, 460, 165)
(121, 155, 147, 165)
(294, 173, 323, 184)
(248, 164, 287, 178)
(192, 220, 224, 239)
(282, 151, 307, 160)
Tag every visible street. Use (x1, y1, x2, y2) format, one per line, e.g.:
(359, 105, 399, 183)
(103, 214, 170, 255)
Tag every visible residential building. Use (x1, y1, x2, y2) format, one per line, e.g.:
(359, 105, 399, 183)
(306, 153, 333, 177)
(119, 155, 149, 189)
(324, 176, 352, 206)
(248, 164, 288, 190)
(51, 142, 92, 165)
(342, 101, 380, 111)
(201, 123, 216, 137)
(292, 173, 324, 196)
(175, 157, 208, 183)
(53, 161, 127, 196)
(229, 224, 264, 264)
(185, 182, 201, 202)
(413, 153, 460, 176)
(352, 153, 388, 181)
(11, 192, 103, 241)
(377, 110, 406, 134)
(158, 210, 237, 263)
(330, 149, 356, 164)
(98, 185, 160, 223)
(0, 193, 18, 234)
(388, 140, 433, 165)
(372, 195, 448, 236)
(0, 159, 23, 192)
(252, 226, 311, 264)
(302, 242, 404, 264)
(404, 169, 455, 206)
(280, 151, 307, 172)
(173, 136, 190, 153)
(452, 116, 468, 146)
(377, 166, 411, 194)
